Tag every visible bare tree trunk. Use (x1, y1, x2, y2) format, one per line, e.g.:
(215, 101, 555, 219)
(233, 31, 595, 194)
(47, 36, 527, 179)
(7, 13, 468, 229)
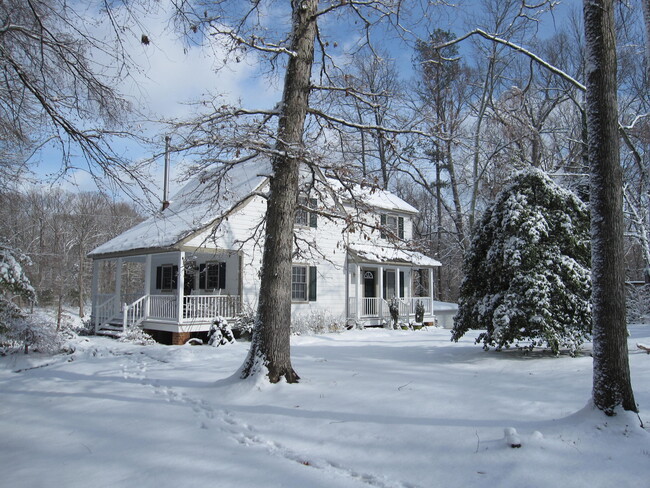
(584, 0, 637, 414)
(78, 244, 85, 318)
(241, 0, 317, 383)
(643, 0, 650, 77)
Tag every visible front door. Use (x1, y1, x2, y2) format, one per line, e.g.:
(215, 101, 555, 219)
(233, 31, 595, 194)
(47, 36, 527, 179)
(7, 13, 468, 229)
(384, 269, 396, 299)
(363, 269, 377, 315)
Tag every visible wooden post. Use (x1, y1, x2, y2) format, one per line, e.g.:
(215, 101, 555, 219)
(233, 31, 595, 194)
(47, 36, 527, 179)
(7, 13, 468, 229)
(91, 259, 100, 333)
(115, 258, 123, 317)
(177, 251, 185, 323)
(144, 254, 152, 319)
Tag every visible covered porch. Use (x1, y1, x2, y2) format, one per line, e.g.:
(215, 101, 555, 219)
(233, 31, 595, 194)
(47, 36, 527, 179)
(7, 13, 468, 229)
(91, 249, 243, 340)
(346, 245, 441, 327)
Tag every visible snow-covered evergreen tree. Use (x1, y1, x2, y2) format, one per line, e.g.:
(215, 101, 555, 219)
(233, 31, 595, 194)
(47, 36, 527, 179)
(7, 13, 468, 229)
(451, 169, 592, 355)
(1, 244, 44, 353)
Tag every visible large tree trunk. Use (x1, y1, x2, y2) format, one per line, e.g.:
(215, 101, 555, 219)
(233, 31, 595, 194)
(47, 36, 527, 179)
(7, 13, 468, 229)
(240, 0, 317, 383)
(584, 0, 637, 414)
(643, 0, 650, 76)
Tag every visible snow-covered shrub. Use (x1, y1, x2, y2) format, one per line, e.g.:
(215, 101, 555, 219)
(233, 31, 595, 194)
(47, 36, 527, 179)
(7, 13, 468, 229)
(118, 327, 156, 345)
(233, 305, 256, 339)
(0, 309, 60, 354)
(627, 284, 650, 324)
(291, 310, 346, 335)
(388, 297, 400, 329)
(208, 316, 235, 346)
(0, 245, 54, 354)
(452, 169, 592, 355)
(415, 300, 425, 324)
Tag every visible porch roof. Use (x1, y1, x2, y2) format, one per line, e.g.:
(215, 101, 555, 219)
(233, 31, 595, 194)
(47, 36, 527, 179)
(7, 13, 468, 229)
(348, 243, 441, 267)
(89, 159, 270, 258)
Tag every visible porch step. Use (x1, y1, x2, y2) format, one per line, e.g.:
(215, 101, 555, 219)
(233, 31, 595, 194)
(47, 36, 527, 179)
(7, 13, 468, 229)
(96, 322, 124, 338)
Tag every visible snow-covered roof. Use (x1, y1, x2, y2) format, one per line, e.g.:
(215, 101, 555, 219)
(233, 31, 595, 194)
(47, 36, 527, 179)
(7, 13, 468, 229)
(348, 243, 441, 267)
(328, 179, 418, 214)
(90, 159, 271, 257)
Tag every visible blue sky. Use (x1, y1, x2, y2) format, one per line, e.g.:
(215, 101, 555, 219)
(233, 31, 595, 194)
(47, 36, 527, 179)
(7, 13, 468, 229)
(29, 0, 576, 207)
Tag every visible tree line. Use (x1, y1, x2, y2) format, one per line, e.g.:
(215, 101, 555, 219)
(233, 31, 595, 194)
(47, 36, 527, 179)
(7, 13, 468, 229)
(0, 190, 142, 326)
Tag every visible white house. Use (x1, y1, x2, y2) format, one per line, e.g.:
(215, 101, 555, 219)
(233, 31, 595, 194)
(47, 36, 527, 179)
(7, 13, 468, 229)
(89, 158, 441, 344)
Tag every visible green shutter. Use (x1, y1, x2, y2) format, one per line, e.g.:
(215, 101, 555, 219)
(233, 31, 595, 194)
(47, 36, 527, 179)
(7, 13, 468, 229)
(156, 266, 162, 289)
(309, 198, 318, 228)
(172, 265, 179, 290)
(219, 262, 227, 289)
(380, 214, 386, 238)
(398, 217, 404, 239)
(199, 264, 206, 290)
(308, 266, 317, 301)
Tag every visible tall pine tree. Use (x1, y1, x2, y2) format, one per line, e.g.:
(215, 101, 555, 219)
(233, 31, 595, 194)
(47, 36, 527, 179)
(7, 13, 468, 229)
(452, 169, 591, 355)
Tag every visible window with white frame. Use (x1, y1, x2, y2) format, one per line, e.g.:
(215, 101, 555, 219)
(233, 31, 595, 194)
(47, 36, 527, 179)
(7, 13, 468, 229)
(292, 266, 308, 301)
(380, 214, 404, 239)
(199, 261, 226, 291)
(291, 265, 317, 302)
(206, 262, 220, 289)
(156, 264, 177, 291)
(295, 196, 317, 228)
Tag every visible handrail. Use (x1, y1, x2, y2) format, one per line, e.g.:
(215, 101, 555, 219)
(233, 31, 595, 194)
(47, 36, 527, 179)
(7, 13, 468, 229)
(123, 295, 148, 330)
(95, 295, 117, 333)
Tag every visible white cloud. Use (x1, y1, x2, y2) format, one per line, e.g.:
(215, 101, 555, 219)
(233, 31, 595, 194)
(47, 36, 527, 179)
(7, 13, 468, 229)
(108, 1, 281, 119)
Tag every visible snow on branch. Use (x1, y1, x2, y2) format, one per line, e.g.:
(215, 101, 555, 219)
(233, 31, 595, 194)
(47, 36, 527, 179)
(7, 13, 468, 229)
(211, 27, 297, 57)
(436, 29, 586, 92)
(307, 107, 439, 140)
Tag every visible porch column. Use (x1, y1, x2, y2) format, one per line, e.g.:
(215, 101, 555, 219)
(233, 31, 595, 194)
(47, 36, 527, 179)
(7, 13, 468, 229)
(429, 267, 435, 313)
(396, 267, 401, 298)
(144, 254, 152, 318)
(238, 253, 244, 312)
(115, 257, 123, 316)
(177, 251, 185, 323)
(378, 265, 384, 318)
(91, 259, 100, 333)
(355, 264, 361, 319)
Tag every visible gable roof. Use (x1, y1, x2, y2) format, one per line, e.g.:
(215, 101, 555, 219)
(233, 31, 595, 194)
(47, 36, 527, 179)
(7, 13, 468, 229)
(90, 158, 271, 257)
(90, 158, 422, 258)
(327, 179, 418, 214)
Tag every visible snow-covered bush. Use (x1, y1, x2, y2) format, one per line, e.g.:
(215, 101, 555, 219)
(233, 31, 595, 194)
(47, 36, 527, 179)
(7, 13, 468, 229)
(291, 310, 346, 335)
(208, 316, 235, 346)
(232, 305, 256, 339)
(452, 169, 592, 355)
(415, 300, 425, 324)
(388, 297, 400, 329)
(627, 284, 650, 324)
(118, 327, 156, 345)
(0, 309, 61, 354)
(0, 245, 55, 354)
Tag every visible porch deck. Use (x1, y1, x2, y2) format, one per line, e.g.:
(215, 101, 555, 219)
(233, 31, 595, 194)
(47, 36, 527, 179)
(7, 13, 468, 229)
(348, 297, 436, 326)
(94, 294, 242, 334)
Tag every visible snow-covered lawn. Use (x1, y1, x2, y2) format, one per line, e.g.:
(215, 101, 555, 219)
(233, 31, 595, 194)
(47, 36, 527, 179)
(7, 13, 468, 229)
(1, 326, 649, 488)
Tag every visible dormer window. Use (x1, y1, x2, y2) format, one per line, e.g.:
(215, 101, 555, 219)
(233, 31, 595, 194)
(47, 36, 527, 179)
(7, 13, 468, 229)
(380, 214, 404, 239)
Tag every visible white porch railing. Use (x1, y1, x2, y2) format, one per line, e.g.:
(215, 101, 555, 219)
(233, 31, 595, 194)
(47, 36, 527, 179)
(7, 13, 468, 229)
(149, 295, 177, 320)
(123, 295, 148, 329)
(183, 295, 241, 321)
(94, 295, 117, 333)
(348, 297, 434, 322)
(119, 294, 243, 324)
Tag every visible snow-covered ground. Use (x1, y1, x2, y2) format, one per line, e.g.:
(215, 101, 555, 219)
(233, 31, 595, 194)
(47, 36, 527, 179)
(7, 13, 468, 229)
(1, 325, 649, 488)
